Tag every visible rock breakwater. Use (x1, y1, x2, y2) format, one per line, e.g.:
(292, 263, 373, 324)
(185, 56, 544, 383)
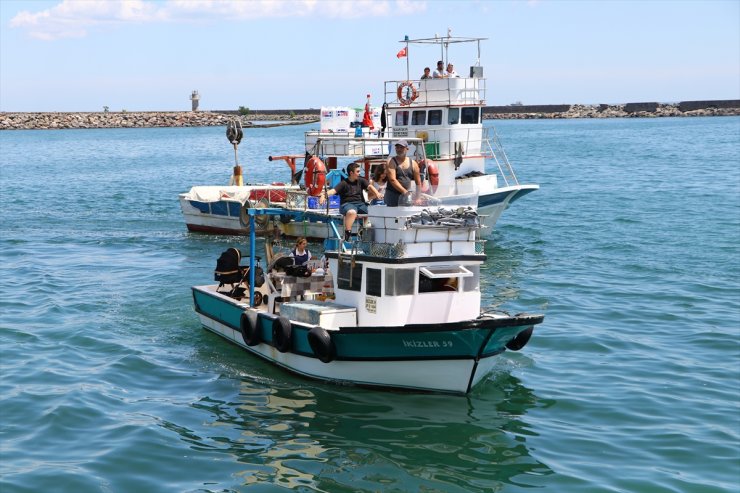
(0, 111, 318, 131)
(2, 99, 738, 130)
(483, 102, 740, 120)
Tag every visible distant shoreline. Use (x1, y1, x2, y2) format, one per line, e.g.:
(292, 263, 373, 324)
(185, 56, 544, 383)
(1, 100, 738, 130)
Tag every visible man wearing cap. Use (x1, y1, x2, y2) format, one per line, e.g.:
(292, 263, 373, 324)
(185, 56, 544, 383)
(385, 140, 421, 207)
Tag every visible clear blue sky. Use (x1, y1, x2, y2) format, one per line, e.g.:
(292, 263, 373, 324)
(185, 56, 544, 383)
(1, 0, 738, 112)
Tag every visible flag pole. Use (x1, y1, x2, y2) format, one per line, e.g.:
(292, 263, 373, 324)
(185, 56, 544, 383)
(404, 35, 410, 80)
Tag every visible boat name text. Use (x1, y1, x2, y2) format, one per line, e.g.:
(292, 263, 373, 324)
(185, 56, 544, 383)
(402, 339, 453, 348)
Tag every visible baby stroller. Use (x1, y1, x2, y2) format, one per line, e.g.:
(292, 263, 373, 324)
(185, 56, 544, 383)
(214, 248, 265, 303)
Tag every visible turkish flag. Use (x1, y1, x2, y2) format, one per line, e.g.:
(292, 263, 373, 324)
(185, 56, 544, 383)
(396, 47, 407, 58)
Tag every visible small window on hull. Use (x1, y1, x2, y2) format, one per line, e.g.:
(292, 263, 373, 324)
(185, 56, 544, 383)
(428, 110, 442, 125)
(461, 107, 480, 124)
(385, 268, 415, 296)
(448, 108, 460, 125)
(338, 260, 363, 292)
(394, 111, 409, 126)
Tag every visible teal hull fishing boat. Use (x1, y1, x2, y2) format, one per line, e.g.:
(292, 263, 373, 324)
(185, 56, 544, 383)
(192, 197, 543, 394)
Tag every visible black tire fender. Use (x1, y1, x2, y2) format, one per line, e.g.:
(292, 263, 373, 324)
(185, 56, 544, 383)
(307, 326, 336, 363)
(272, 316, 292, 352)
(240, 311, 261, 346)
(505, 326, 534, 351)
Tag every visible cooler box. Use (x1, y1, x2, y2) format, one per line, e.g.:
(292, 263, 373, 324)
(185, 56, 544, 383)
(307, 195, 340, 209)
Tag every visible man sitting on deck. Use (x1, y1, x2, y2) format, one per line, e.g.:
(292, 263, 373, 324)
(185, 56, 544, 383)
(319, 162, 379, 241)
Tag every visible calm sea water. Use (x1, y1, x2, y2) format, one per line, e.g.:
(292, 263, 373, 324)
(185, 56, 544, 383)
(1, 117, 738, 493)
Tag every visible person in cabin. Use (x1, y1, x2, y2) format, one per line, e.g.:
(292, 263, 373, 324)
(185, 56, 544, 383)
(385, 140, 421, 207)
(446, 63, 459, 78)
(432, 60, 446, 78)
(320, 162, 379, 241)
(370, 164, 388, 205)
(420, 67, 432, 80)
(290, 237, 311, 266)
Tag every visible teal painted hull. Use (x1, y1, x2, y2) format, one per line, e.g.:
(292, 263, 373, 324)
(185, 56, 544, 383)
(192, 286, 543, 394)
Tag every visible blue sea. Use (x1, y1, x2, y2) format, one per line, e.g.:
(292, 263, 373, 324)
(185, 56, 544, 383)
(1, 117, 738, 493)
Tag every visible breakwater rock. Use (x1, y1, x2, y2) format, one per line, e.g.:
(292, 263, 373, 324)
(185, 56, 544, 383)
(0, 111, 318, 131)
(2, 100, 738, 130)
(483, 101, 740, 119)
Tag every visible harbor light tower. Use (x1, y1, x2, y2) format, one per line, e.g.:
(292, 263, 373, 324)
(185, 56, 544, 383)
(190, 90, 200, 111)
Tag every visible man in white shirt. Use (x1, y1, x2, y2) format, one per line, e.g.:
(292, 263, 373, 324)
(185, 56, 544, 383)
(432, 60, 446, 78)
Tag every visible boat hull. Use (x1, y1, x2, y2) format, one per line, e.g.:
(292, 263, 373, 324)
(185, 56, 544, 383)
(192, 285, 542, 394)
(476, 184, 540, 232)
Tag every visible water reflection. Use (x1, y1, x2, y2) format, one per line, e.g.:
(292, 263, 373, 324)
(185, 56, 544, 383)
(184, 370, 554, 492)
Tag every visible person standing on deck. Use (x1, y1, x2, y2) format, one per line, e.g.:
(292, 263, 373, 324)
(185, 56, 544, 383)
(385, 140, 421, 207)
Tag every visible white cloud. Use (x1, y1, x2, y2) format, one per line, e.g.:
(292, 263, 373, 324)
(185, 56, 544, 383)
(10, 0, 427, 40)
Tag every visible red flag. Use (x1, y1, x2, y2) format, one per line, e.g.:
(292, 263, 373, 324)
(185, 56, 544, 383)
(396, 47, 407, 59)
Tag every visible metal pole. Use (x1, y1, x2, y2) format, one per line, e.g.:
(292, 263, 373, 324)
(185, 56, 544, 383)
(249, 213, 256, 306)
(405, 41, 410, 80)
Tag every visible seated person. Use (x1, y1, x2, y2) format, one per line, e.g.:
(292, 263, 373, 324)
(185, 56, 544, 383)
(370, 164, 387, 205)
(420, 67, 432, 80)
(446, 63, 459, 78)
(320, 162, 379, 241)
(290, 237, 311, 265)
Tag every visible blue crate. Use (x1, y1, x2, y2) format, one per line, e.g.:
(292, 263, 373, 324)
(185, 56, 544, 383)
(307, 195, 340, 209)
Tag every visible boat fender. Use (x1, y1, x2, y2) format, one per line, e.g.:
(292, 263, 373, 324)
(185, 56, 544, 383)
(238, 199, 254, 228)
(397, 81, 418, 106)
(308, 326, 336, 363)
(272, 316, 292, 352)
(505, 326, 534, 351)
(305, 157, 326, 196)
(240, 311, 261, 346)
(427, 163, 439, 188)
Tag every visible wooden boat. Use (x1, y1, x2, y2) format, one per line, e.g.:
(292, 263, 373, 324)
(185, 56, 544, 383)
(191, 197, 544, 394)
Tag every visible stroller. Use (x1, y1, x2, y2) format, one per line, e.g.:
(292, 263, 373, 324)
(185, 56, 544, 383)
(214, 248, 265, 303)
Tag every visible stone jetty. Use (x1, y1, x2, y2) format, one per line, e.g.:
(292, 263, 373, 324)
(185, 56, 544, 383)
(0, 111, 318, 131)
(1, 100, 738, 130)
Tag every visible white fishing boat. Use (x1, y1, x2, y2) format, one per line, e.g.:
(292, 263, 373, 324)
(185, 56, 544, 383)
(274, 34, 539, 239)
(191, 196, 544, 394)
(178, 121, 299, 235)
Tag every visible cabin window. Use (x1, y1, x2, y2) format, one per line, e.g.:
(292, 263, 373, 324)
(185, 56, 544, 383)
(461, 107, 480, 124)
(394, 111, 409, 126)
(337, 260, 363, 292)
(366, 268, 382, 297)
(411, 111, 426, 126)
(462, 265, 480, 292)
(448, 108, 460, 125)
(385, 268, 415, 296)
(427, 110, 442, 125)
(418, 265, 474, 293)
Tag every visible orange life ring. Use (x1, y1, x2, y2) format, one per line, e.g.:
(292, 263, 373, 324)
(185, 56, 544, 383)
(397, 81, 418, 106)
(305, 156, 326, 196)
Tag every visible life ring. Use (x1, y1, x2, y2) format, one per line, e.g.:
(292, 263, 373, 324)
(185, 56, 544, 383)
(397, 81, 418, 106)
(238, 199, 254, 228)
(240, 311, 261, 346)
(505, 326, 534, 351)
(305, 157, 326, 196)
(308, 326, 336, 363)
(272, 316, 292, 352)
